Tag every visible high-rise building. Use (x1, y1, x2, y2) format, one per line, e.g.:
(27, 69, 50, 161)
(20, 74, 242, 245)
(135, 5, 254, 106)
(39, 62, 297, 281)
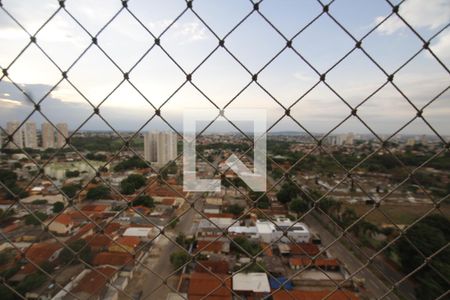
(41, 122, 55, 149)
(56, 123, 68, 148)
(6, 121, 23, 149)
(144, 132, 158, 163)
(23, 122, 38, 149)
(144, 132, 177, 166)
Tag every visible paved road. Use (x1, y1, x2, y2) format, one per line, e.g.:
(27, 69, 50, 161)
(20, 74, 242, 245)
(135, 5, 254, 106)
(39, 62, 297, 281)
(305, 214, 401, 300)
(120, 193, 204, 300)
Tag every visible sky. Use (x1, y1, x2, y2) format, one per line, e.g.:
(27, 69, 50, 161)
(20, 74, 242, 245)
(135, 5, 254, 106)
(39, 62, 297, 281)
(0, 0, 449, 138)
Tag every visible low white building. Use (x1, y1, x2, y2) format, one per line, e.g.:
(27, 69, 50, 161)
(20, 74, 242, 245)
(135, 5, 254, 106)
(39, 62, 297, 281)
(228, 218, 311, 243)
(123, 227, 160, 242)
(232, 272, 270, 294)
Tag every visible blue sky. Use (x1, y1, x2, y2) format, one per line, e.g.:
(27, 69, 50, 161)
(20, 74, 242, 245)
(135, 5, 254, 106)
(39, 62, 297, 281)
(0, 0, 449, 138)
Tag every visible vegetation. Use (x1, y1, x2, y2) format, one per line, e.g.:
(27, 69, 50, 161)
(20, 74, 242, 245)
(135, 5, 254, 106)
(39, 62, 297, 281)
(120, 174, 147, 195)
(132, 195, 154, 208)
(86, 152, 107, 161)
(31, 199, 48, 205)
(24, 212, 48, 225)
(52, 201, 65, 213)
(0, 169, 28, 199)
(396, 214, 450, 299)
(65, 170, 80, 178)
(114, 156, 147, 172)
(59, 239, 92, 264)
(276, 182, 299, 204)
(61, 184, 80, 198)
(225, 204, 244, 216)
(170, 251, 190, 270)
(289, 197, 309, 215)
(232, 236, 261, 256)
(86, 185, 110, 200)
(249, 191, 270, 209)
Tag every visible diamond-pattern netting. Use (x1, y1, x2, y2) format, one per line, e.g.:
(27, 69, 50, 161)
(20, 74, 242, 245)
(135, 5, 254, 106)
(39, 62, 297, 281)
(0, 0, 449, 300)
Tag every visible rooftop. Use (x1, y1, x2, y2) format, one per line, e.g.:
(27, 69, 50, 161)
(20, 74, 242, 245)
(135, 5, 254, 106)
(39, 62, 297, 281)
(232, 272, 271, 293)
(273, 289, 359, 300)
(188, 272, 231, 299)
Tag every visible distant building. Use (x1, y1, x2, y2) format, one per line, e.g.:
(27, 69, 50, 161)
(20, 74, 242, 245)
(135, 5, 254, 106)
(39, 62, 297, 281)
(41, 122, 55, 149)
(23, 122, 38, 149)
(6, 121, 23, 149)
(144, 131, 177, 166)
(327, 133, 354, 146)
(56, 123, 69, 148)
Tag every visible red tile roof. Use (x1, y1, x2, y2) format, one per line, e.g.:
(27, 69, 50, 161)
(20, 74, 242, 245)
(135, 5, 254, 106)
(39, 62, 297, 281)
(104, 222, 121, 234)
(53, 213, 73, 225)
(288, 243, 320, 256)
(81, 204, 109, 212)
(195, 260, 229, 274)
(72, 266, 116, 296)
(289, 257, 339, 268)
(146, 182, 187, 198)
(188, 272, 231, 299)
(273, 289, 359, 300)
(20, 242, 62, 274)
(115, 236, 140, 249)
(92, 252, 134, 267)
(196, 240, 224, 253)
(161, 198, 175, 206)
(87, 234, 112, 250)
(204, 213, 234, 219)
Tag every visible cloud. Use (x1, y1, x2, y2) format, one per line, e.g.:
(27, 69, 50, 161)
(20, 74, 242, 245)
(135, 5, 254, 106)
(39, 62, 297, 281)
(375, 0, 450, 35)
(147, 19, 208, 43)
(431, 31, 450, 59)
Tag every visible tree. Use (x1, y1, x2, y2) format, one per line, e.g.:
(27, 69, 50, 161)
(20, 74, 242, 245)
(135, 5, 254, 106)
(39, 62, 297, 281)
(62, 184, 79, 198)
(132, 195, 154, 208)
(16, 273, 47, 296)
(232, 237, 261, 256)
(0, 169, 28, 199)
(249, 191, 270, 209)
(114, 156, 147, 172)
(276, 183, 299, 204)
(170, 251, 190, 270)
(396, 215, 450, 299)
(225, 204, 244, 216)
(25, 212, 48, 225)
(59, 239, 92, 264)
(289, 198, 309, 215)
(52, 201, 65, 213)
(86, 185, 110, 200)
(120, 174, 147, 195)
(65, 170, 80, 178)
